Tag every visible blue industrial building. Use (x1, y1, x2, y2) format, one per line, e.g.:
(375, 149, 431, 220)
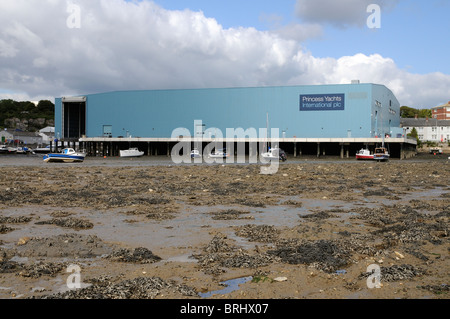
(56, 82, 401, 140)
(54, 82, 415, 158)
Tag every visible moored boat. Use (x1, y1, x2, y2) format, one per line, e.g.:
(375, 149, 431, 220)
(120, 147, 144, 157)
(190, 148, 201, 158)
(43, 148, 86, 163)
(373, 147, 390, 161)
(208, 148, 230, 158)
(261, 148, 287, 161)
(33, 145, 51, 153)
(356, 148, 374, 160)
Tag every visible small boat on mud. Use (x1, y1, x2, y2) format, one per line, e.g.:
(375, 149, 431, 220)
(33, 145, 51, 154)
(120, 148, 144, 158)
(261, 148, 287, 162)
(373, 147, 390, 161)
(43, 148, 86, 163)
(190, 148, 201, 158)
(208, 148, 230, 158)
(356, 148, 374, 160)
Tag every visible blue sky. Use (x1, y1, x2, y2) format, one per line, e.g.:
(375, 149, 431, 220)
(153, 0, 450, 74)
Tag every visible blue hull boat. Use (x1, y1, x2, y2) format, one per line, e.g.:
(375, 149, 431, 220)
(43, 148, 86, 163)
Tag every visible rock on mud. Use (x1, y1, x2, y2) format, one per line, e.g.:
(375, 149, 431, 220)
(268, 239, 351, 273)
(106, 247, 162, 264)
(35, 276, 197, 299)
(35, 217, 94, 230)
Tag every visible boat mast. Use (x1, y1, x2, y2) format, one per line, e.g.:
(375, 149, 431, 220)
(266, 112, 269, 152)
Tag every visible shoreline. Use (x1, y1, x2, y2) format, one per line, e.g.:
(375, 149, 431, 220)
(0, 155, 448, 299)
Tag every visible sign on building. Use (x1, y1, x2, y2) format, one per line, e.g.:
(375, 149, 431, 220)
(300, 94, 345, 111)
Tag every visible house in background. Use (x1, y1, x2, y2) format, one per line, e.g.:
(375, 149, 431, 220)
(401, 118, 450, 143)
(0, 129, 13, 144)
(432, 101, 450, 120)
(38, 126, 55, 145)
(0, 128, 43, 146)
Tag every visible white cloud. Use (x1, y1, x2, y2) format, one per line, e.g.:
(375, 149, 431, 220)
(0, 0, 448, 108)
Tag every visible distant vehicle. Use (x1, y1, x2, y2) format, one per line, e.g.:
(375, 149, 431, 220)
(429, 147, 443, 155)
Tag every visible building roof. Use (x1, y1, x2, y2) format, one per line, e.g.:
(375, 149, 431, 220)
(432, 101, 450, 109)
(400, 118, 450, 127)
(1, 128, 40, 137)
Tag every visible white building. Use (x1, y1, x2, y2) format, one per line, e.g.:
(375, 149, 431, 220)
(0, 128, 43, 145)
(38, 126, 55, 145)
(401, 118, 450, 143)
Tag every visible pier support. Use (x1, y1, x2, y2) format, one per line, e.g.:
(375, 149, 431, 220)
(77, 137, 416, 160)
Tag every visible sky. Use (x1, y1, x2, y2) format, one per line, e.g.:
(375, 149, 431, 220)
(0, 0, 449, 108)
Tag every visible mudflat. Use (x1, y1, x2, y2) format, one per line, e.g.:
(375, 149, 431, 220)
(0, 155, 448, 299)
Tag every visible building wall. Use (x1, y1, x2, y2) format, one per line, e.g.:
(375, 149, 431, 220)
(55, 83, 400, 140)
(432, 102, 450, 120)
(403, 122, 450, 142)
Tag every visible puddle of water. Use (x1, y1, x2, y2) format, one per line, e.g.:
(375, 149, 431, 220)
(164, 253, 198, 263)
(198, 276, 253, 298)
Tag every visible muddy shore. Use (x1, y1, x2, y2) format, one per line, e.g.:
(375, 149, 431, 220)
(0, 154, 448, 299)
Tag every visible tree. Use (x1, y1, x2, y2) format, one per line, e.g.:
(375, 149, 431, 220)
(407, 127, 422, 148)
(0, 99, 54, 130)
(400, 106, 432, 118)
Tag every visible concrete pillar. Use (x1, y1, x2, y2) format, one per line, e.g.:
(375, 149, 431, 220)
(317, 143, 320, 157)
(294, 142, 297, 157)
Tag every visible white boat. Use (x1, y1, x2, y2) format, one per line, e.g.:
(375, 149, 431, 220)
(190, 148, 201, 158)
(208, 148, 230, 158)
(33, 145, 51, 153)
(120, 148, 144, 157)
(260, 113, 286, 162)
(356, 148, 374, 160)
(16, 147, 33, 154)
(261, 148, 287, 161)
(373, 147, 390, 161)
(43, 148, 86, 163)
